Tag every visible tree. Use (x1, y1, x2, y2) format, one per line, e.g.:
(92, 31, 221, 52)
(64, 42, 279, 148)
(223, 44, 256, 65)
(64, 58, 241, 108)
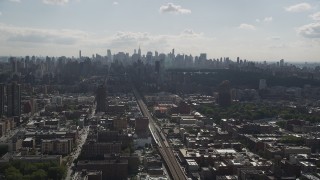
(35, 162, 54, 172)
(280, 135, 304, 145)
(276, 121, 286, 129)
(22, 175, 32, 180)
(11, 160, 26, 172)
(21, 163, 37, 175)
(5, 166, 23, 180)
(168, 129, 174, 134)
(0, 161, 66, 180)
(31, 169, 47, 180)
(73, 158, 78, 165)
(48, 166, 66, 180)
(122, 147, 131, 154)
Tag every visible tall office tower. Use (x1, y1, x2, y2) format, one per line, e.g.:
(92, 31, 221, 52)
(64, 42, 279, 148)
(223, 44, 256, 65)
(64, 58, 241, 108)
(138, 46, 141, 57)
(7, 82, 21, 117)
(95, 83, 106, 113)
(25, 56, 30, 70)
(79, 50, 82, 59)
(259, 79, 267, 90)
(0, 84, 5, 117)
(199, 53, 207, 60)
(280, 59, 284, 67)
(155, 51, 158, 58)
(146, 51, 153, 64)
(155, 61, 160, 73)
(9, 57, 18, 74)
(107, 49, 112, 62)
(159, 53, 166, 69)
(218, 80, 232, 107)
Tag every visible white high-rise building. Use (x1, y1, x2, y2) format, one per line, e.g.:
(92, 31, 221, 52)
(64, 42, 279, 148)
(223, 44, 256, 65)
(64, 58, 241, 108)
(259, 79, 267, 90)
(280, 59, 284, 67)
(107, 49, 112, 62)
(138, 46, 141, 57)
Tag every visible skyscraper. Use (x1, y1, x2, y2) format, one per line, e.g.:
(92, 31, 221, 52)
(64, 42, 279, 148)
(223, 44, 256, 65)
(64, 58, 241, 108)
(218, 80, 232, 107)
(0, 84, 5, 117)
(259, 79, 267, 90)
(138, 46, 141, 57)
(199, 53, 207, 61)
(280, 59, 284, 67)
(155, 51, 158, 58)
(146, 51, 152, 65)
(107, 49, 112, 62)
(7, 82, 21, 117)
(95, 83, 106, 113)
(155, 61, 160, 73)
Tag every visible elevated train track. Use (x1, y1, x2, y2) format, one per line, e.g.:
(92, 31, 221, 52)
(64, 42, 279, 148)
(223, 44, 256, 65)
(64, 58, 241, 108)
(133, 88, 187, 180)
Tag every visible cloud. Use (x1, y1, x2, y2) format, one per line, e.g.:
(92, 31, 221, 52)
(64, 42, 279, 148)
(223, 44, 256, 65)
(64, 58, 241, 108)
(108, 29, 204, 49)
(181, 29, 203, 37)
(0, 23, 87, 45)
(268, 43, 287, 49)
(159, 3, 191, 15)
(268, 36, 281, 40)
(297, 23, 320, 38)
(0, 23, 317, 61)
(0, 22, 208, 53)
(264, 17, 273, 22)
(239, 23, 256, 30)
(310, 12, 320, 21)
(9, 0, 21, 2)
(96, 29, 209, 54)
(113, 2, 118, 5)
(256, 17, 273, 23)
(285, 3, 311, 12)
(42, 0, 69, 5)
(8, 34, 77, 45)
(113, 31, 150, 42)
(107, 32, 151, 49)
(0, 23, 217, 57)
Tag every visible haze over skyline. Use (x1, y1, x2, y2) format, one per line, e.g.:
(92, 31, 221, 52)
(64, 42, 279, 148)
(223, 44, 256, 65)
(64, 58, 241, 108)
(0, 0, 320, 62)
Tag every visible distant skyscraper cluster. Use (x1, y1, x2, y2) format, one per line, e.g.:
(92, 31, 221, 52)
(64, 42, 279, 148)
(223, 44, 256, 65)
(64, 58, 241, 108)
(76, 47, 239, 70)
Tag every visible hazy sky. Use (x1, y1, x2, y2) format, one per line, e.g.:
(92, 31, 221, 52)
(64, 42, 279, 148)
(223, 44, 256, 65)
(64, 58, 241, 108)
(0, 0, 320, 62)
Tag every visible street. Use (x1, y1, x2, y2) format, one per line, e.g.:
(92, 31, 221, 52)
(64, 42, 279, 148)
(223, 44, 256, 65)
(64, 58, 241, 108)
(65, 126, 89, 180)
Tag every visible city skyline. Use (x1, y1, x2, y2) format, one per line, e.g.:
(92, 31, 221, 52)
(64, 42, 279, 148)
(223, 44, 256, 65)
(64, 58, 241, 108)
(0, 0, 320, 62)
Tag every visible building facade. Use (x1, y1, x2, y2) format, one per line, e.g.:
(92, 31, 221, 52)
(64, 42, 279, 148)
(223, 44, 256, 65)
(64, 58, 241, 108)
(7, 82, 21, 117)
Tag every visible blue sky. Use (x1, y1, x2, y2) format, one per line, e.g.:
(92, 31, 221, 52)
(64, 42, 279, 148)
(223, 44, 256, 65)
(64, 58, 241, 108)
(0, 0, 320, 62)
